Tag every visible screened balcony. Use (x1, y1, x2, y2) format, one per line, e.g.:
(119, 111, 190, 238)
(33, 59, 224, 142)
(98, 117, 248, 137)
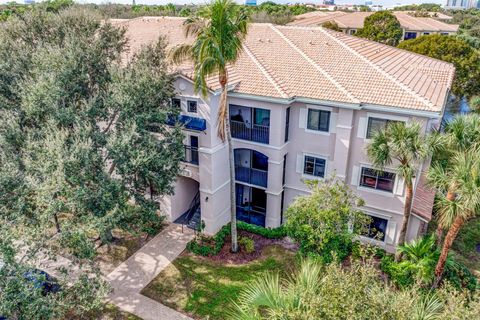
(235, 184, 267, 227)
(234, 149, 268, 188)
(230, 105, 270, 144)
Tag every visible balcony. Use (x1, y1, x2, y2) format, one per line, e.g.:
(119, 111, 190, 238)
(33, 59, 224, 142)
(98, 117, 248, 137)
(234, 149, 268, 188)
(230, 104, 270, 144)
(236, 206, 266, 227)
(182, 145, 199, 165)
(235, 183, 267, 227)
(235, 166, 267, 188)
(231, 121, 269, 144)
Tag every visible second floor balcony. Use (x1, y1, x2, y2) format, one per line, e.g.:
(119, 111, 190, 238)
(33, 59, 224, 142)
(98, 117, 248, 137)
(234, 149, 268, 188)
(182, 145, 199, 165)
(230, 104, 270, 144)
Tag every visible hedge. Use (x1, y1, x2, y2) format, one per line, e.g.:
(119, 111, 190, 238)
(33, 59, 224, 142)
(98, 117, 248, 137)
(186, 221, 287, 256)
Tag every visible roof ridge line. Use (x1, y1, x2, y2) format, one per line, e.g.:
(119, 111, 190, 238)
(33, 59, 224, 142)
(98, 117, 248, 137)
(318, 28, 436, 110)
(269, 24, 360, 104)
(242, 43, 290, 99)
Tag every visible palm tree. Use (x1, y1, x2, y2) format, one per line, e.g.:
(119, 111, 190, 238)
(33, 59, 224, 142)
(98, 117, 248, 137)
(431, 114, 480, 244)
(366, 121, 432, 260)
(230, 258, 444, 320)
(427, 147, 480, 288)
(171, 0, 249, 252)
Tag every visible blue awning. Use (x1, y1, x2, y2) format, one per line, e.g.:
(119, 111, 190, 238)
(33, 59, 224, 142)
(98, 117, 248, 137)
(167, 115, 207, 132)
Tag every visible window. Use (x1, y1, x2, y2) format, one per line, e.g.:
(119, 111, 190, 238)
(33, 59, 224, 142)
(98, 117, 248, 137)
(362, 214, 388, 241)
(359, 167, 396, 193)
(423, 32, 430, 35)
(187, 100, 197, 113)
(366, 117, 401, 139)
(282, 154, 287, 185)
(349, 29, 357, 35)
(307, 109, 330, 132)
(404, 32, 417, 40)
(440, 32, 449, 36)
(303, 156, 326, 178)
(285, 107, 290, 142)
(171, 98, 181, 109)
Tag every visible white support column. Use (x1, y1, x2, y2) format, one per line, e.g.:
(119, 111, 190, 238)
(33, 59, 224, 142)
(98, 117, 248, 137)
(332, 109, 354, 180)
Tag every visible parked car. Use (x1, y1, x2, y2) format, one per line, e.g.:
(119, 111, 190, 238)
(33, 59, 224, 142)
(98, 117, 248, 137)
(0, 261, 61, 319)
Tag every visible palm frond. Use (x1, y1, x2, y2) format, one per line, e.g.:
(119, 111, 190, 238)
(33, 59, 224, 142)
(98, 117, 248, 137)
(169, 44, 193, 65)
(414, 294, 443, 320)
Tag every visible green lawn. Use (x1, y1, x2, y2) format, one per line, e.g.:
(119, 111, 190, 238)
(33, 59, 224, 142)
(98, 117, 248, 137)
(451, 217, 480, 278)
(141, 245, 297, 320)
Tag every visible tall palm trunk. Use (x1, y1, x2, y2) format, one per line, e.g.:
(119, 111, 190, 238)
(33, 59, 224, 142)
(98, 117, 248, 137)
(435, 190, 455, 246)
(396, 180, 413, 261)
(218, 72, 238, 253)
(432, 215, 464, 288)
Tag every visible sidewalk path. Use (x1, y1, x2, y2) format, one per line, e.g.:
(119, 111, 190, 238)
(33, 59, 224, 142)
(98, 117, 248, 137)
(106, 223, 195, 320)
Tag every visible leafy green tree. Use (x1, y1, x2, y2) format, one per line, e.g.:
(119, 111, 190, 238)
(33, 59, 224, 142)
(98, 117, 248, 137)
(284, 178, 368, 263)
(398, 34, 480, 99)
(179, 7, 192, 17)
(0, 260, 109, 320)
(367, 122, 434, 259)
(356, 11, 403, 46)
(230, 258, 480, 320)
(171, 0, 249, 252)
(0, 8, 183, 316)
(450, 8, 480, 49)
(322, 21, 342, 32)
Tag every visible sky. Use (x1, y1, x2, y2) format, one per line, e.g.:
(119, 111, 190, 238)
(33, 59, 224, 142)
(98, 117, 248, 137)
(1, 0, 444, 8)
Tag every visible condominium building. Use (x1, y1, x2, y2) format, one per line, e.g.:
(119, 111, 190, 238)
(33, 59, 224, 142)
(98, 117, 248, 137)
(289, 11, 459, 40)
(113, 17, 455, 253)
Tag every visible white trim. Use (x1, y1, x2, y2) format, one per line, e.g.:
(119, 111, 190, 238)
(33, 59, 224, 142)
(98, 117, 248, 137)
(284, 184, 310, 194)
(225, 92, 443, 118)
(199, 179, 230, 195)
(304, 107, 333, 135)
(235, 180, 267, 191)
(358, 210, 390, 245)
(362, 204, 402, 217)
(301, 153, 328, 180)
(363, 113, 408, 141)
(232, 138, 289, 151)
(198, 143, 227, 155)
(265, 189, 285, 196)
(366, 112, 408, 122)
(356, 164, 397, 197)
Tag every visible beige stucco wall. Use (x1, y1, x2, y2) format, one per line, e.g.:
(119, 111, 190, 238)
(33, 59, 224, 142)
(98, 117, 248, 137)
(162, 77, 438, 249)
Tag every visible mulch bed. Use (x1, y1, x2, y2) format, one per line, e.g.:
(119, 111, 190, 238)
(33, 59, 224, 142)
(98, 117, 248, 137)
(208, 230, 298, 264)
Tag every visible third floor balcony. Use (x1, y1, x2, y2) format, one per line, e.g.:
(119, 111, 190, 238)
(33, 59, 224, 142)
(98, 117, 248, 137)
(230, 104, 270, 144)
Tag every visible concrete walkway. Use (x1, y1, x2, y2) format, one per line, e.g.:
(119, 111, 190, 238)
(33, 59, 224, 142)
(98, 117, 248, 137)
(106, 223, 195, 320)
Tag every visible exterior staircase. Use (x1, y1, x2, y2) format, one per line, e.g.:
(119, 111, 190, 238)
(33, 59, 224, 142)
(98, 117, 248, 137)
(174, 192, 201, 231)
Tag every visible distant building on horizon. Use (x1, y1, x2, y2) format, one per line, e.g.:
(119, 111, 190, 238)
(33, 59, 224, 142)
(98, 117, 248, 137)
(245, 0, 257, 6)
(444, 0, 479, 9)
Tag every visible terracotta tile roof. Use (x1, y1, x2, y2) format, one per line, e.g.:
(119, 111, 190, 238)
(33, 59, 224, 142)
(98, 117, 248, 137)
(412, 172, 435, 222)
(289, 11, 459, 33)
(113, 17, 455, 113)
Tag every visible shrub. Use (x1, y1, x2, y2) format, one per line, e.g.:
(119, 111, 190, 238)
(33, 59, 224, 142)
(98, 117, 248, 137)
(186, 222, 285, 256)
(239, 236, 255, 253)
(285, 178, 368, 262)
(380, 235, 478, 290)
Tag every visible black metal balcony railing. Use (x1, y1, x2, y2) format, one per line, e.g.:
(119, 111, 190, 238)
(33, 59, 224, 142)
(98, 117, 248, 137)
(235, 166, 268, 188)
(182, 145, 199, 165)
(230, 120, 269, 144)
